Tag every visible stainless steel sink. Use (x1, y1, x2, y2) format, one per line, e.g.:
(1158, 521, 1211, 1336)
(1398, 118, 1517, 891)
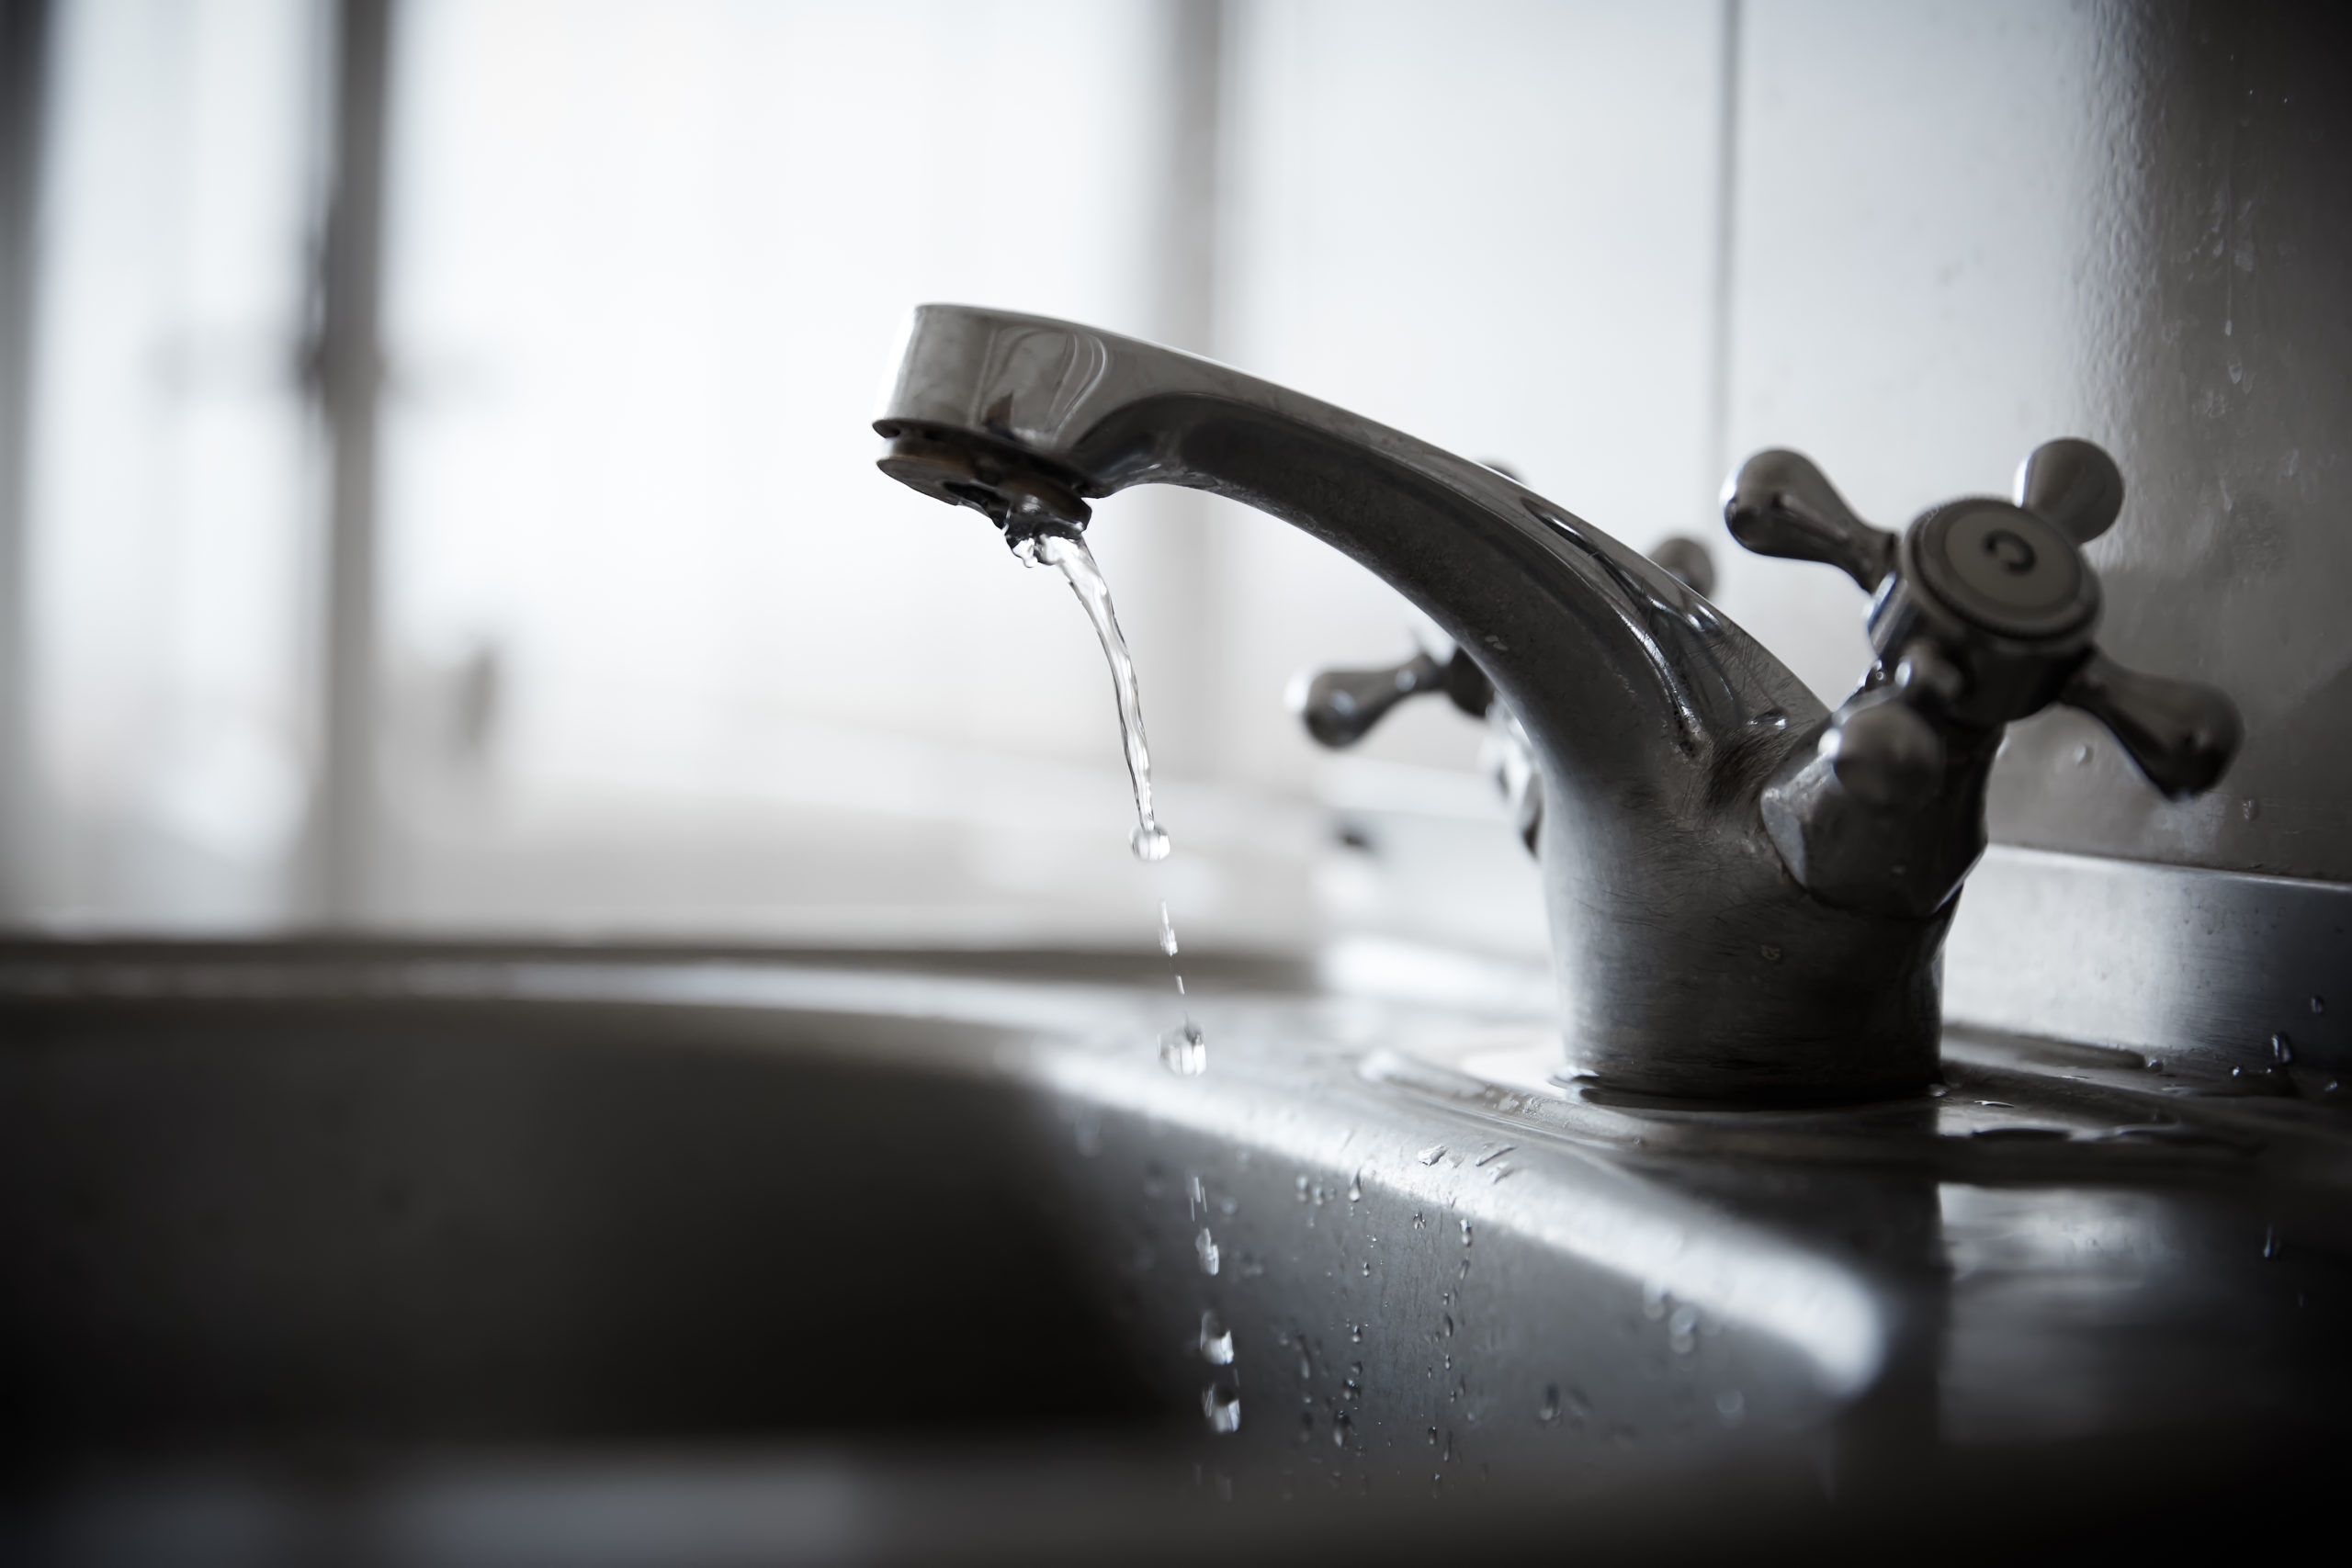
(4, 941, 2346, 1562)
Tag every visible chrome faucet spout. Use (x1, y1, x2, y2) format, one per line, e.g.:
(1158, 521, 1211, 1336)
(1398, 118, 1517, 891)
(875, 306, 1947, 1099)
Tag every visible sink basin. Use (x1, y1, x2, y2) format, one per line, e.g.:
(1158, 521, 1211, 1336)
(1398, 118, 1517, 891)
(3, 941, 2346, 1562)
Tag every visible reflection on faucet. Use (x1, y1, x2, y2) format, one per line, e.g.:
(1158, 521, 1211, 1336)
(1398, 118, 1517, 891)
(1291, 533, 1720, 854)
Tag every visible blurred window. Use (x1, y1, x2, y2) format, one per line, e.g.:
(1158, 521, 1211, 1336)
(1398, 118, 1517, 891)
(22, 0, 321, 926)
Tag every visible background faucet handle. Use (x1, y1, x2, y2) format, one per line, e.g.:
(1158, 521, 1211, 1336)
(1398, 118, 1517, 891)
(1723, 449, 1899, 593)
(2013, 437, 2124, 544)
(1293, 649, 1488, 748)
(2059, 649, 2243, 798)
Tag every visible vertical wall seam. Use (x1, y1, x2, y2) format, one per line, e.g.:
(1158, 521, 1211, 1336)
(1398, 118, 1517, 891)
(1702, 0, 1744, 519)
(311, 0, 393, 926)
(0, 0, 51, 919)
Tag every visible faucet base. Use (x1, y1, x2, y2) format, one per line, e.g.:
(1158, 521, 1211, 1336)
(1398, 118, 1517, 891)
(1543, 802, 1951, 1103)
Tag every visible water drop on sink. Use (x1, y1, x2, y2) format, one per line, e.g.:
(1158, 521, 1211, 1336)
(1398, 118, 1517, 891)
(2273, 1032, 2294, 1064)
(1669, 1303, 1699, 1353)
(1196, 1227, 1220, 1276)
(1417, 1144, 1446, 1166)
(1460, 1219, 1473, 1247)
(1361, 1260, 1372, 1276)
(1295, 1174, 1309, 1201)
(1441, 1314, 1454, 1337)
(1159, 1021, 1207, 1077)
(1350, 1322, 1363, 1344)
(1199, 1310, 1234, 1365)
(1348, 1168, 1364, 1202)
(1203, 1382, 1241, 1434)
(1715, 1388, 1746, 1426)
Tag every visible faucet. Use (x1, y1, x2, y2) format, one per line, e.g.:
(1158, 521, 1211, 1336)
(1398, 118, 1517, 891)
(873, 305, 2241, 1100)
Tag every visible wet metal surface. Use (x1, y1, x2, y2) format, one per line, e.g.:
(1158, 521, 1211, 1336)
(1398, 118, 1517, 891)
(2, 940, 2347, 1562)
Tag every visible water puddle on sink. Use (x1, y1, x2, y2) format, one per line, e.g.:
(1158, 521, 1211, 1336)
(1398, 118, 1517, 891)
(1023, 529, 1207, 1078)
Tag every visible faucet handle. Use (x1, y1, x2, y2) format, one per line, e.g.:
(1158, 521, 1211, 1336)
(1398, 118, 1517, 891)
(2013, 437, 2123, 544)
(2058, 649, 2242, 798)
(1292, 649, 1479, 747)
(1723, 449, 1899, 592)
(1743, 435, 2245, 918)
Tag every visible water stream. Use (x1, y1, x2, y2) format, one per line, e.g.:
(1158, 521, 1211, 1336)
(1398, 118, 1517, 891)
(1030, 531, 1170, 863)
(1023, 528, 1204, 1076)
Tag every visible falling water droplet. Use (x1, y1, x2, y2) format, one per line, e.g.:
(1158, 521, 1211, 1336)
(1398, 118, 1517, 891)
(1158, 901, 1181, 957)
(2263, 1226, 2280, 1259)
(1196, 1227, 1221, 1276)
(1203, 1382, 1241, 1434)
(2272, 1032, 2294, 1064)
(1715, 1389, 1747, 1426)
(1348, 1168, 1365, 1202)
(1669, 1303, 1699, 1354)
(1460, 1219, 1473, 1247)
(1539, 1385, 1561, 1425)
(1160, 1021, 1207, 1077)
(2313, 995, 2327, 1015)
(1199, 1310, 1234, 1366)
